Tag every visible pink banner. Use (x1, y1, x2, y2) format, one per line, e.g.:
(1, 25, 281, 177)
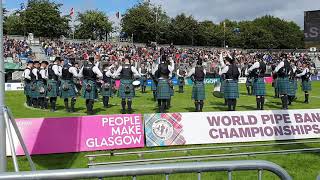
(7, 114, 144, 156)
(264, 77, 273, 84)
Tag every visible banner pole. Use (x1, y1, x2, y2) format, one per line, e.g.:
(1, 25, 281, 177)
(0, 0, 7, 172)
(4, 110, 19, 172)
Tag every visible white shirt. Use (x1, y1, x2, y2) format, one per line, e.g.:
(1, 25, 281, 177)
(39, 68, 48, 79)
(79, 64, 103, 79)
(177, 69, 185, 77)
(139, 67, 148, 76)
(23, 68, 31, 80)
(274, 61, 284, 73)
(104, 70, 114, 77)
(113, 64, 141, 78)
(296, 68, 310, 77)
(152, 59, 175, 76)
(248, 62, 260, 73)
(32, 68, 39, 80)
(51, 64, 61, 76)
(219, 66, 241, 76)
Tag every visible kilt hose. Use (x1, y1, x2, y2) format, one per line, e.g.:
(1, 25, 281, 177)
(37, 81, 47, 98)
(224, 80, 239, 99)
(252, 78, 265, 96)
(178, 77, 185, 86)
(277, 77, 289, 95)
(118, 79, 135, 99)
(24, 82, 32, 97)
(60, 79, 77, 99)
(82, 79, 98, 100)
(157, 79, 171, 100)
(302, 80, 312, 92)
(47, 79, 59, 97)
(288, 79, 298, 96)
(192, 81, 206, 100)
(140, 76, 147, 87)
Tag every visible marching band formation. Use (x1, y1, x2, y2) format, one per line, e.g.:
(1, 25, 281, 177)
(22, 47, 313, 115)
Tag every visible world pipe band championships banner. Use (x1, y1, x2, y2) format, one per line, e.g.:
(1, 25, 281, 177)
(144, 109, 320, 147)
(6, 114, 144, 156)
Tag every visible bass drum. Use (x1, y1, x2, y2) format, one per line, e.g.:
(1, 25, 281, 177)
(132, 80, 141, 89)
(213, 81, 224, 98)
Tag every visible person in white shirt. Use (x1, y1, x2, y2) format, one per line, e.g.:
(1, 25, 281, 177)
(113, 57, 141, 114)
(30, 61, 40, 108)
(296, 62, 312, 103)
(22, 61, 34, 106)
(79, 57, 103, 115)
(38, 61, 49, 109)
(176, 65, 187, 93)
(138, 63, 148, 93)
(101, 64, 115, 108)
(47, 57, 62, 112)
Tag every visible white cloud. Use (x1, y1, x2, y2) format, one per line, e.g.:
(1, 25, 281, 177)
(150, 0, 320, 28)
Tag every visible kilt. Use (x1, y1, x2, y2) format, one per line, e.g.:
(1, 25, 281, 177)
(302, 80, 312, 92)
(220, 80, 225, 93)
(101, 81, 114, 97)
(82, 79, 98, 100)
(30, 81, 39, 98)
(277, 77, 289, 95)
(151, 80, 157, 91)
(246, 78, 252, 87)
(60, 79, 76, 99)
(157, 79, 171, 100)
(178, 77, 185, 86)
(140, 76, 147, 87)
(192, 81, 205, 100)
(24, 82, 31, 96)
(47, 79, 59, 97)
(252, 78, 265, 96)
(224, 80, 239, 99)
(118, 79, 135, 99)
(288, 79, 297, 96)
(37, 81, 47, 98)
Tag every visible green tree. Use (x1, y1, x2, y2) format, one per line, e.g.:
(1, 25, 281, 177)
(4, 13, 24, 35)
(75, 10, 113, 40)
(22, 0, 70, 37)
(121, 1, 170, 43)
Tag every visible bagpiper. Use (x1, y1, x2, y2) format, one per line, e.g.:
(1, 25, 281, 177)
(138, 63, 148, 93)
(150, 58, 158, 101)
(101, 64, 115, 108)
(245, 62, 253, 95)
(296, 61, 312, 104)
(60, 59, 79, 112)
(30, 61, 41, 108)
(79, 57, 103, 115)
(274, 54, 290, 110)
(47, 57, 62, 112)
(38, 61, 49, 109)
(23, 61, 33, 106)
(114, 57, 141, 114)
(288, 61, 298, 105)
(187, 58, 206, 112)
(247, 55, 266, 110)
(176, 65, 186, 93)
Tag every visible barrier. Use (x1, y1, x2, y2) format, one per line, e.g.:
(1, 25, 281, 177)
(5, 83, 24, 91)
(6, 114, 144, 156)
(144, 109, 320, 147)
(0, 160, 292, 180)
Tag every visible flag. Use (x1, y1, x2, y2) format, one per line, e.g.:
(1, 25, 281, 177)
(116, 11, 120, 19)
(70, 8, 74, 16)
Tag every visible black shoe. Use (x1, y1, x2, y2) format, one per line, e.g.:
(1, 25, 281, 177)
(121, 109, 126, 114)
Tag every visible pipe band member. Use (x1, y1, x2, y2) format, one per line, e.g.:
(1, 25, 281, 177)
(139, 63, 148, 93)
(288, 61, 298, 105)
(79, 57, 103, 115)
(247, 55, 266, 110)
(23, 61, 33, 107)
(296, 61, 312, 104)
(220, 54, 240, 111)
(177, 65, 186, 93)
(30, 61, 41, 108)
(38, 61, 49, 109)
(114, 57, 141, 114)
(47, 57, 62, 112)
(150, 59, 158, 101)
(101, 64, 115, 108)
(274, 54, 290, 110)
(60, 58, 79, 112)
(154, 54, 175, 113)
(188, 58, 206, 112)
(245, 63, 253, 96)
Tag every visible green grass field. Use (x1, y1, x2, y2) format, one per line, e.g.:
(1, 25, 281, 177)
(5, 82, 320, 180)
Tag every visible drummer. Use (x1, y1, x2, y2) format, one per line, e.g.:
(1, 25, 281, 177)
(113, 57, 141, 114)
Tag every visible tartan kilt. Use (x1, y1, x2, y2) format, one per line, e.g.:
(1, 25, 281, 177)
(246, 78, 253, 87)
(302, 80, 312, 91)
(252, 78, 265, 96)
(192, 81, 206, 100)
(224, 80, 239, 99)
(220, 80, 225, 93)
(178, 77, 185, 86)
(30, 81, 39, 98)
(101, 81, 114, 97)
(47, 80, 59, 97)
(118, 79, 135, 99)
(24, 82, 31, 96)
(288, 79, 297, 96)
(157, 79, 171, 100)
(37, 81, 47, 98)
(82, 79, 98, 100)
(140, 76, 147, 86)
(277, 77, 289, 95)
(60, 79, 76, 99)
(151, 80, 157, 91)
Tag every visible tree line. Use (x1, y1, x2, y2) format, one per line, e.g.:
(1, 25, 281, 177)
(3, 0, 304, 49)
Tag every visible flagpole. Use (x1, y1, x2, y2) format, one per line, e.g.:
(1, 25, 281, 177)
(223, 21, 226, 48)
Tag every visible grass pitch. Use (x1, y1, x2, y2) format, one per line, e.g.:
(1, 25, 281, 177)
(5, 82, 320, 180)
